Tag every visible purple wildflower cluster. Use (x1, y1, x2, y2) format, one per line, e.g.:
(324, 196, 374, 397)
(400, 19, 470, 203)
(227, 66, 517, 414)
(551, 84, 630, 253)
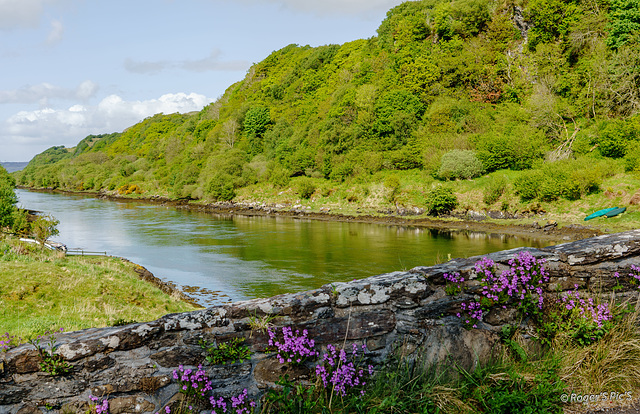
(89, 395, 109, 414)
(613, 265, 640, 289)
(0, 332, 18, 352)
(478, 252, 549, 309)
(449, 252, 549, 328)
(314, 343, 373, 398)
(442, 271, 465, 295)
(173, 364, 213, 399)
(560, 286, 612, 329)
(210, 389, 257, 414)
(154, 405, 172, 414)
(458, 302, 483, 328)
(267, 326, 318, 364)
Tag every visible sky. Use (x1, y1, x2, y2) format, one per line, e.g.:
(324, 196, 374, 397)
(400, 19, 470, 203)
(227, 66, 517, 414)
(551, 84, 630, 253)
(0, 0, 406, 162)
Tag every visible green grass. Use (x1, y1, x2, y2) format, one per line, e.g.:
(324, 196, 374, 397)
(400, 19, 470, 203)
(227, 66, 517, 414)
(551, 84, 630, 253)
(229, 160, 640, 236)
(0, 235, 199, 339)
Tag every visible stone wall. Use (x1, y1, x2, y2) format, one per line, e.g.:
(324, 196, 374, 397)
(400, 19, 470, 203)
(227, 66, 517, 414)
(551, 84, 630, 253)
(2, 230, 640, 414)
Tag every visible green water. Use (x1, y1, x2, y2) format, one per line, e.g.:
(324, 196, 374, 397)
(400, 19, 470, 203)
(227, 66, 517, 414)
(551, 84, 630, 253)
(17, 189, 551, 306)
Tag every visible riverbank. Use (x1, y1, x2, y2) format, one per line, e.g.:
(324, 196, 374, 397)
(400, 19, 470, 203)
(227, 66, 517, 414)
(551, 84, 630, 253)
(0, 235, 200, 339)
(19, 186, 606, 244)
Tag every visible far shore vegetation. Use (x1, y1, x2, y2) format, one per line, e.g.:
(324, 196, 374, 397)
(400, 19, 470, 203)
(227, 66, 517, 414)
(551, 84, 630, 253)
(10, 0, 640, 236)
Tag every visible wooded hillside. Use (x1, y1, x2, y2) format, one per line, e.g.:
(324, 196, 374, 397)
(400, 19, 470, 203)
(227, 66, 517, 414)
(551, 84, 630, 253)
(14, 0, 640, 217)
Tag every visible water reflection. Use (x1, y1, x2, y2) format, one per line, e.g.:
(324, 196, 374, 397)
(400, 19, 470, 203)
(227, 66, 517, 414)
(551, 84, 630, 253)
(16, 189, 551, 306)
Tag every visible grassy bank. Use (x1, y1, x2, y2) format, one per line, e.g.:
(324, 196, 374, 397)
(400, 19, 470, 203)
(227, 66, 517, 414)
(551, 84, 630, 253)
(75, 159, 640, 239)
(0, 235, 199, 339)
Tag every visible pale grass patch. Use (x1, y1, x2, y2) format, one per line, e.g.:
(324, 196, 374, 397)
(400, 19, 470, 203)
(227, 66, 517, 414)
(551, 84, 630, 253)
(429, 385, 475, 414)
(61, 302, 99, 318)
(102, 303, 119, 318)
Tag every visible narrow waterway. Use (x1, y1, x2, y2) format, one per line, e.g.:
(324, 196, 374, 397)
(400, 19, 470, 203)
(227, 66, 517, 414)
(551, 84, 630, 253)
(17, 189, 552, 306)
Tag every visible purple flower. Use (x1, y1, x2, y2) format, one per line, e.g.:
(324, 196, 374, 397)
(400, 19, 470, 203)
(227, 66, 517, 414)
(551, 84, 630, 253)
(315, 343, 372, 398)
(267, 326, 318, 365)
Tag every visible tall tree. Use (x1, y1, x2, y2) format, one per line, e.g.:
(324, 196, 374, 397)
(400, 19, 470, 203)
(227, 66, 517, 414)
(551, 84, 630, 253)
(0, 166, 18, 229)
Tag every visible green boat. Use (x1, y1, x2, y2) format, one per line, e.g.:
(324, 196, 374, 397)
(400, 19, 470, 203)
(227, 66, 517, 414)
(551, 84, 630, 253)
(584, 207, 618, 221)
(604, 207, 626, 218)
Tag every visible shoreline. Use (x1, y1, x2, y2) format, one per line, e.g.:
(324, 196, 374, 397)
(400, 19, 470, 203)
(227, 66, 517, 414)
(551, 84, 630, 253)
(18, 186, 604, 243)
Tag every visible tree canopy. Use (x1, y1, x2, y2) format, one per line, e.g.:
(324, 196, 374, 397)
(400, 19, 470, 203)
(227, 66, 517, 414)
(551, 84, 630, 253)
(13, 0, 640, 209)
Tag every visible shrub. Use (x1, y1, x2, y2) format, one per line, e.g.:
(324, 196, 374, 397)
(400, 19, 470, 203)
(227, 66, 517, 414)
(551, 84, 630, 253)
(267, 166, 290, 189)
(438, 149, 485, 180)
(297, 178, 316, 199)
(597, 119, 636, 158)
(514, 159, 602, 202)
(514, 170, 561, 202)
(389, 148, 423, 170)
(117, 184, 142, 195)
(425, 185, 458, 215)
(207, 174, 236, 201)
(624, 143, 640, 172)
(475, 127, 546, 172)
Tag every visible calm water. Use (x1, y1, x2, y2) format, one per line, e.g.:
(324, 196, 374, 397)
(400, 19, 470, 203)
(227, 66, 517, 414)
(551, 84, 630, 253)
(16, 189, 551, 306)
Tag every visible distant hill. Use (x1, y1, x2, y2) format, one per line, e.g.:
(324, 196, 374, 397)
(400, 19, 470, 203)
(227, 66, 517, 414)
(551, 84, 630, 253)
(12, 0, 640, 215)
(1, 162, 29, 173)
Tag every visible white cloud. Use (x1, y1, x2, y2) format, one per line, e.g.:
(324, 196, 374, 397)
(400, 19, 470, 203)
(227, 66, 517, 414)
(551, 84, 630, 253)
(2, 92, 213, 152)
(0, 80, 98, 104)
(46, 18, 64, 45)
(0, 0, 45, 30)
(0, 0, 70, 30)
(124, 49, 250, 75)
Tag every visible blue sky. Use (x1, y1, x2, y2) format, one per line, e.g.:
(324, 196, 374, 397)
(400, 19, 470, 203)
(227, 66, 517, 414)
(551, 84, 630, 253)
(0, 0, 405, 162)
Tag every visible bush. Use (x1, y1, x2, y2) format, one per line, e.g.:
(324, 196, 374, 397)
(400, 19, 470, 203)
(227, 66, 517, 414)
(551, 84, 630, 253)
(475, 126, 546, 172)
(389, 148, 423, 170)
(207, 174, 236, 201)
(117, 184, 142, 195)
(624, 143, 640, 172)
(297, 178, 316, 199)
(597, 118, 638, 158)
(438, 149, 485, 180)
(267, 166, 290, 189)
(514, 159, 602, 202)
(425, 185, 458, 215)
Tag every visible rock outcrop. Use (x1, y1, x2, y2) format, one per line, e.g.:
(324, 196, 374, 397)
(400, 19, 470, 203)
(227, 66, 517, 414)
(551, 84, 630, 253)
(2, 230, 640, 413)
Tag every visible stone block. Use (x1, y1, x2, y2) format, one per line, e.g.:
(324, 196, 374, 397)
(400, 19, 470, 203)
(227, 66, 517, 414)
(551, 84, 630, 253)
(108, 396, 155, 414)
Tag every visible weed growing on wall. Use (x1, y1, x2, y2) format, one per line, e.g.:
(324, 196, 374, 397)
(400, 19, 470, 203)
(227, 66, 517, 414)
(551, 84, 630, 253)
(28, 329, 72, 376)
(199, 337, 252, 365)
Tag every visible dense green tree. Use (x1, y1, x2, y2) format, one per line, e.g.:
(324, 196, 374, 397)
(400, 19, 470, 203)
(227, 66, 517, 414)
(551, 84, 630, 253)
(606, 0, 640, 49)
(527, 0, 583, 50)
(373, 90, 424, 150)
(0, 166, 18, 229)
